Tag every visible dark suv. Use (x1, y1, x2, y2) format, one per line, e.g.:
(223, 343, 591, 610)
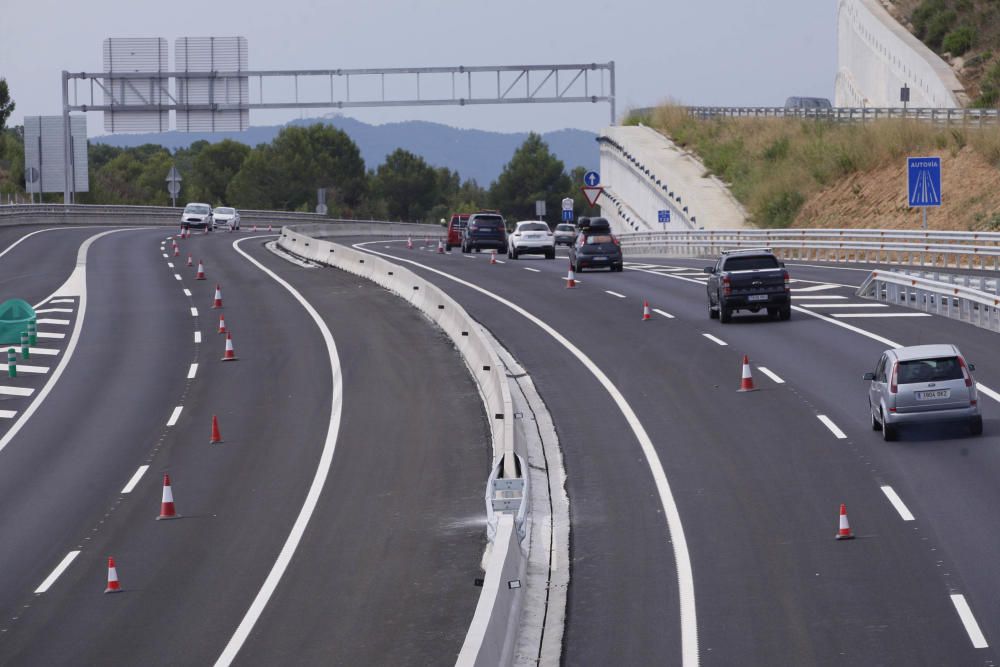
(569, 217, 623, 272)
(705, 248, 790, 322)
(462, 213, 508, 253)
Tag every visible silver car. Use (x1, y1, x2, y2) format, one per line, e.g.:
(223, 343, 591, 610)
(554, 223, 577, 246)
(864, 344, 982, 441)
(212, 206, 241, 230)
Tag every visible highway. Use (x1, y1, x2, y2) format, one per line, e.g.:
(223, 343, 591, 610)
(0, 227, 485, 665)
(1, 223, 998, 665)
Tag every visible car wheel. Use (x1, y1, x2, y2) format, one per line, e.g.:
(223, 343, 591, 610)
(970, 416, 983, 436)
(445, 244, 452, 251)
(719, 300, 732, 323)
(767, 307, 780, 320)
(462, 243, 468, 254)
(546, 249, 555, 260)
(870, 402, 881, 431)
(779, 306, 791, 321)
(574, 260, 583, 274)
(709, 303, 719, 320)
(881, 411, 897, 441)
(511, 247, 518, 260)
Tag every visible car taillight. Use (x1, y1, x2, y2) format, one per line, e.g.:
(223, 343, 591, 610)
(958, 357, 973, 388)
(722, 275, 732, 296)
(890, 363, 898, 394)
(783, 270, 790, 291)
(611, 235, 620, 246)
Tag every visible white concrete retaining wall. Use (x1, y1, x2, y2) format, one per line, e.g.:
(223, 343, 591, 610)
(836, 0, 965, 108)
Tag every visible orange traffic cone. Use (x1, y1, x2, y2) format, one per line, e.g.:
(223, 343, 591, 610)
(642, 300, 652, 321)
(251, 224, 257, 232)
(267, 224, 272, 232)
(187, 254, 193, 267)
(738, 355, 757, 392)
(210, 415, 223, 443)
(195, 260, 206, 280)
(157, 473, 179, 520)
(407, 237, 413, 249)
(104, 557, 121, 593)
(173, 244, 180, 257)
(211, 284, 223, 309)
(836, 503, 854, 540)
(217, 314, 227, 334)
(221, 332, 237, 361)
(437, 240, 444, 254)
(565, 265, 577, 289)
(490, 250, 497, 264)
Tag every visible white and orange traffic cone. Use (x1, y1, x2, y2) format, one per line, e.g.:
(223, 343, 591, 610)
(437, 240, 444, 254)
(221, 332, 237, 361)
(407, 237, 413, 250)
(642, 300, 652, 321)
(267, 224, 272, 232)
(490, 249, 497, 264)
(251, 224, 257, 232)
(836, 503, 854, 540)
(104, 557, 122, 594)
(217, 314, 227, 334)
(173, 244, 180, 257)
(187, 254, 193, 268)
(211, 284, 223, 309)
(738, 355, 757, 392)
(210, 415, 223, 444)
(157, 473, 179, 520)
(204, 224, 210, 235)
(195, 260, 206, 280)
(565, 265, 577, 289)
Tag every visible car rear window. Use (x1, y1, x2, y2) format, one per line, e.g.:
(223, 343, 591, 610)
(897, 357, 963, 384)
(215, 207, 234, 214)
(185, 205, 210, 214)
(451, 218, 467, 228)
(519, 223, 548, 232)
(724, 255, 780, 271)
(472, 217, 503, 229)
(586, 234, 613, 245)
(556, 224, 575, 231)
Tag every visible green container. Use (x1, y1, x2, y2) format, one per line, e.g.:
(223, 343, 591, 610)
(0, 300, 36, 346)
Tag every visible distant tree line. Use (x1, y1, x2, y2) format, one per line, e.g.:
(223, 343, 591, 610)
(1, 114, 598, 225)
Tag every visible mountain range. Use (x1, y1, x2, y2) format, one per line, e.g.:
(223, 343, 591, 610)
(91, 115, 599, 186)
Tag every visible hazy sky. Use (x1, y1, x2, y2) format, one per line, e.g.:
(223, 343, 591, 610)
(1, 0, 836, 137)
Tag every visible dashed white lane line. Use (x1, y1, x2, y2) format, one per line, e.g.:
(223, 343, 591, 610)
(653, 308, 674, 319)
(166, 406, 183, 426)
(0, 410, 17, 419)
(793, 284, 841, 292)
(121, 465, 150, 494)
(37, 318, 69, 326)
(194, 331, 202, 344)
(817, 414, 847, 439)
(174, 274, 183, 281)
(35, 332, 65, 340)
(34, 308, 74, 314)
(880, 486, 915, 521)
(495, 260, 506, 264)
(190, 307, 199, 317)
(34, 550, 81, 594)
(188, 363, 198, 379)
(0, 386, 33, 396)
(167, 262, 175, 268)
(833, 313, 932, 318)
(183, 289, 192, 297)
(757, 367, 785, 384)
(800, 303, 888, 308)
(10, 365, 49, 374)
(605, 290, 626, 298)
(524, 267, 541, 273)
(464, 255, 476, 259)
(702, 333, 728, 346)
(162, 253, 169, 258)
(47, 298, 74, 304)
(950, 594, 989, 648)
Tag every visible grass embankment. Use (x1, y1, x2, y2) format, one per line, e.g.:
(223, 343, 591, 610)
(632, 105, 1000, 230)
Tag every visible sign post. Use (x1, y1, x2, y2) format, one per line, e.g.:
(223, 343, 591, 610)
(561, 197, 574, 223)
(907, 156, 941, 230)
(166, 166, 182, 207)
(535, 199, 546, 221)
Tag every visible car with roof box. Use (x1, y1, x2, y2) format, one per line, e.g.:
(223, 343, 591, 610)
(568, 217, 623, 272)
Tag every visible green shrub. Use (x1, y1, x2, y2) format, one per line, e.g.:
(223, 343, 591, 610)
(926, 10, 958, 51)
(913, 0, 947, 40)
(942, 25, 975, 55)
(762, 137, 789, 162)
(756, 190, 805, 229)
(974, 60, 1000, 107)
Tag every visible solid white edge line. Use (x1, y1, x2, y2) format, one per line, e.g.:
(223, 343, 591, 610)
(605, 290, 626, 298)
(756, 367, 785, 384)
(833, 313, 932, 318)
(653, 308, 675, 319)
(880, 486, 915, 521)
(352, 241, 699, 666)
(950, 594, 989, 648)
(194, 331, 202, 344)
(702, 333, 728, 346)
(187, 363, 198, 379)
(214, 237, 343, 667)
(817, 414, 848, 439)
(121, 465, 150, 494)
(166, 406, 183, 426)
(34, 550, 81, 594)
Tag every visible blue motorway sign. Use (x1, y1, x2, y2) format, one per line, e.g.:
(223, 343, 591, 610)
(658, 209, 671, 223)
(907, 156, 941, 208)
(583, 170, 600, 187)
(562, 209, 574, 222)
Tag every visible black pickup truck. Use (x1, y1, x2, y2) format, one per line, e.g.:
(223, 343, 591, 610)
(705, 248, 791, 323)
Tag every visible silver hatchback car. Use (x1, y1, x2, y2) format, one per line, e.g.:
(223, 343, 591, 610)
(864, 344, 982, 441)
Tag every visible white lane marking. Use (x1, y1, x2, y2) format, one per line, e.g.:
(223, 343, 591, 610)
(26, 348, 59, 356)
(194, 331, 202, 344)
(174, 274, 183, 281)
(0, 410, 17, 419)
(37, 318, 69, 325)
(495, 260, 506, 264)
(166, 406, 183, 426)
(653, 308, 675, 319)
(34, 551, 81, 594)
(702, 333, 728, 346)
(352, 241, 699, 665)
(34, 308, 74, 314)
(800, 303, 888, 308)
(757, 367, 785, 384)
(183, 289, 192, 297)
(121, 465, 150, 494)
(190, 307, 199, 317)
(162, 253, 169, 258)
(0, 386, 33, 396)
(790, 295, 848, 300)
(47, 299, 75, 304)
(605, 290, 626, 298)
(880, 486, 915, 521)
(167, 262, 175, 268)
(524, 267, 541, 273)
(817, 414, 847, 439)
(791, 284, 841, 292)
(464, 255, 476, 259)
(188, 363, 198, 379)
(950, 594, 989, 648)
(977, 384, 1000, 404)
(10, 365, 49, 374)
(216, 237, 344, 667)
(833, 313, 932, 318)
(35, 332, 65, 339)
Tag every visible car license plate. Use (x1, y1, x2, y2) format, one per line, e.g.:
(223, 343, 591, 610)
(748, 294, 768, 302)
(916, 389, 950, 400)
(591, 256, 606, 261)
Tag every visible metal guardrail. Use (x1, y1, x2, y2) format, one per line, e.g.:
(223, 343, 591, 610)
(682, 106, 1000, 125)
(620, 229, 1000, 271)
(858, 269, 1000, 332)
